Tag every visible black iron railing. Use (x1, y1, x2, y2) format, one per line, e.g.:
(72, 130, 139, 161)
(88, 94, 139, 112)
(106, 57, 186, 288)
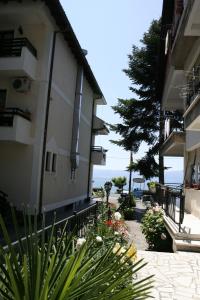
(3, 201, 100, 251)
(0, 38, 37, 58)
(157, 184, 185, 232)
(185, 67, 200, 108)
(0, 108, 31, 126)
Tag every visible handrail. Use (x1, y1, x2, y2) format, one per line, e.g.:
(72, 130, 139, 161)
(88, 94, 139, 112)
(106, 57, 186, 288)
(0, 38, 37, 58)
(2, 202, 99, 251)
(156, 184, 184, 232)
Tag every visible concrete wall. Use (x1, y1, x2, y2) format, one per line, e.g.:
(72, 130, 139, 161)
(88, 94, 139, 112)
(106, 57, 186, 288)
(185, 189, 200, 219)
(186, 130, 200, 151)
(184, 148, 200, 219)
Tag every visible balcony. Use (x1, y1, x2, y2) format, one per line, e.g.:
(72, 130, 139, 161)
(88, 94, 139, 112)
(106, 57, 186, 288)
(91, 146, 107, 165)
(162, 65, 185, 111)
(0, 108, 32, 144)
(160, 118, 185, 157)
(184, 70, 200, 130)
(164, 1, 197, 69)
(92, 116, 109, 135)
(0, 38, 37, 79)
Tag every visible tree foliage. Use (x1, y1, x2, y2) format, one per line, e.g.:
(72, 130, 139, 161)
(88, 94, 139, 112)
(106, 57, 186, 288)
(110, 20, 161, 179)
(110, 19, 182, 180)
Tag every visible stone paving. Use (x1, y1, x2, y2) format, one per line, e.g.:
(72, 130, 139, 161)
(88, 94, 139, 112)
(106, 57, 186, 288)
(137, 250, 200, 300)
(126, 200, 148, 250)
(108, 194, 200, 299)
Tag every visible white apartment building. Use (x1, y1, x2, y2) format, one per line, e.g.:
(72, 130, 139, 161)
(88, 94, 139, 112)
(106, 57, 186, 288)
(0, 0, 108, 213)
(160, 0, 200, 250)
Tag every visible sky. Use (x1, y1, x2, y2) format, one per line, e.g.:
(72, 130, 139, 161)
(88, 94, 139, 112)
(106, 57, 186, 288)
(60, 0, 184, 173)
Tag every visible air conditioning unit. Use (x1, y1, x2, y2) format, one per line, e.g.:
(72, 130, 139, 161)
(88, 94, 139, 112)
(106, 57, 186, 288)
(12, 77, 31, 93)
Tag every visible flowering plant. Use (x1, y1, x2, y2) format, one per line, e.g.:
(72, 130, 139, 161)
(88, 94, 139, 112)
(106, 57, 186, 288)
(141, 205, 172, 251)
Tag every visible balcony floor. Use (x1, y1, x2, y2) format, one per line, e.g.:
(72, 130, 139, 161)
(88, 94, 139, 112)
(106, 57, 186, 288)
(160, 131, 185, 157)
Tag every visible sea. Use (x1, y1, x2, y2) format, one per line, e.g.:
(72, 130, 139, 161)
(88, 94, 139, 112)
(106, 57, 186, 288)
(92, 169, 183, 192)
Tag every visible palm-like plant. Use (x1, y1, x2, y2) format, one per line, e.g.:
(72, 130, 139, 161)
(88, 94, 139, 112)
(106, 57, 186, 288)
(112, 177, 127, 193)
(0, 209, 153, 299)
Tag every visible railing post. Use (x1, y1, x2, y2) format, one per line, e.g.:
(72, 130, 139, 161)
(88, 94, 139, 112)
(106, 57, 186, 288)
(73, 211, 78, 236)
(179, 189, 185, 232)
(165, 187, 169, 216)
(94, 201, 98, 227)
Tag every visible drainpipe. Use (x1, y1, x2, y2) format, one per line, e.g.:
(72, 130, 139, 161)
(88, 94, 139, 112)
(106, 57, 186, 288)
(87, 98, 95, 198)
(70, 65, 84, 178)
(39, 30, 58, 214)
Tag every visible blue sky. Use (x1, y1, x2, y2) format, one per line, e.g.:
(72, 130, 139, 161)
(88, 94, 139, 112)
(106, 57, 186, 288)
(60, 0, 183, 172)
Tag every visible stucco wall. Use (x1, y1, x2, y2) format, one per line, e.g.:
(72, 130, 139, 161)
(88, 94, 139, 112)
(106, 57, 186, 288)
(43, 34, 94, 210)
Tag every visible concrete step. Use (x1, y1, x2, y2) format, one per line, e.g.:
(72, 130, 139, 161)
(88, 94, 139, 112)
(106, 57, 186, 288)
(164, 214, 200, 252)
(175, 239, 200, 252)
(164, 215, 179, 235)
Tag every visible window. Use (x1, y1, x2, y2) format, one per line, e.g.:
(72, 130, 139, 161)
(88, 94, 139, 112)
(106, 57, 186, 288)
(52, 153, 57, 173)
(0, 90, 6, 109)
(45, 152, 51, 172)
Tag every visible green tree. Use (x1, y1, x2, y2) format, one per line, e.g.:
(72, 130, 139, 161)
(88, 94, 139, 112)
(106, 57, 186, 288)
(110, 19, 182, 182)
(112, 176, 127, 193)
(110, 19, 162, 181)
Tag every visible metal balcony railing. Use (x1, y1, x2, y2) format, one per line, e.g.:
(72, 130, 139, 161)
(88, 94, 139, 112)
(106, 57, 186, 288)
(164, 117, 184, 140)
(156, 184, 185, 232)
(2, 202, 100, 250)
(0, 108, 31, 126)
(0, 38, 37, 58)
(185, 67, 200, 108)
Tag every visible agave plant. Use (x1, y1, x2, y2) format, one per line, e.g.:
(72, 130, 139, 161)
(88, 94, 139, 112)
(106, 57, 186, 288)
(0, 208, 153, 299)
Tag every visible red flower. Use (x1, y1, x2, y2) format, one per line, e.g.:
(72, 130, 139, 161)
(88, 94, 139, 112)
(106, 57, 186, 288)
(105, 220, 113, 227)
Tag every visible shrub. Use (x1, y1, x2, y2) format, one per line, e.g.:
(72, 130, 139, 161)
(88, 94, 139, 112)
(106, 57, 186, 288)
(119, 194, 136, 208)
(141, 206, 172, 251)
(123, 208, 135, 220)
(92, 187, 105, 199)
(118, 194, 136, 220)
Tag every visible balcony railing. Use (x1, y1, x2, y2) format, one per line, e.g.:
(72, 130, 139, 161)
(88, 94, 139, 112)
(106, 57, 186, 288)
(0, 38, 37, 58)
(156, 184, 185, 232)
(0, 108, 31, 126)
(184, 67, 200, 108)
(164, 117, 184, 140)
(2, 202, 100, 249)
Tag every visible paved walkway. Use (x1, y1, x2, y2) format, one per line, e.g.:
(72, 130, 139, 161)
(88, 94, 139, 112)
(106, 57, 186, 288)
(137, 251, 200, 300)
(103, 194, 200, 299)
(126, 199, 148, 250)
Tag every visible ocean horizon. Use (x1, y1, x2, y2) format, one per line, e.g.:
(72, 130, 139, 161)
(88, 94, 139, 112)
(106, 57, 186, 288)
(92, 168, 183, 191)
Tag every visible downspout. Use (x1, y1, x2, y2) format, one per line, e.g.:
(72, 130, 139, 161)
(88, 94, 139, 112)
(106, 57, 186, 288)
(70, 65, 84, 178)
(87, 98, 95, 198)
(39, 31, 57, 214)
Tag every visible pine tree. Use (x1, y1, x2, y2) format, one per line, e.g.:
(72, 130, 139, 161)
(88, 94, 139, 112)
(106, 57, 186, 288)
(111, 19, 182, 181)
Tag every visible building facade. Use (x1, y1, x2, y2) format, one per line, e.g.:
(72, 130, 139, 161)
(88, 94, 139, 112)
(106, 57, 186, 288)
(160, 0, 200, 250)
(0, 0, 108, 213)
